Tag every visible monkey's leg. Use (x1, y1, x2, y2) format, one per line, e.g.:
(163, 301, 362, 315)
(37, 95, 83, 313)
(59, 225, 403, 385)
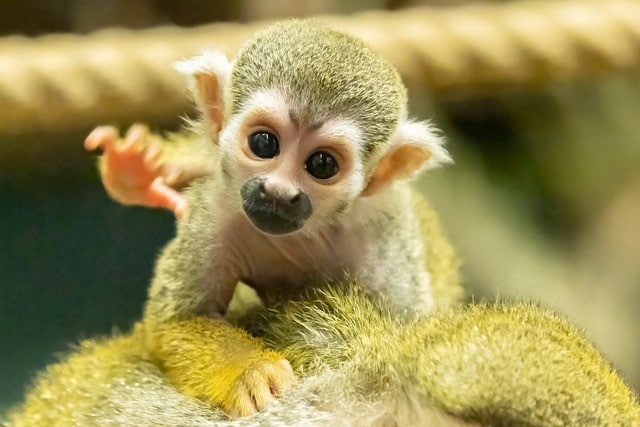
(402, 303, 640, 425)
(254, 287, 640, 426)
(149, 316, 296, 417)
(85, 124, 201, 217)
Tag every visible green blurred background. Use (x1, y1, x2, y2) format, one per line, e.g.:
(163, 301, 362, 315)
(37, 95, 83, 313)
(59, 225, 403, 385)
(1, 0, 639, 412)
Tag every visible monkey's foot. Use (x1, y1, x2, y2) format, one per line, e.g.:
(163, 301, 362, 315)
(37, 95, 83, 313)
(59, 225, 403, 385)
(224, 356, 296, 417)
(84, 124, 188, 217)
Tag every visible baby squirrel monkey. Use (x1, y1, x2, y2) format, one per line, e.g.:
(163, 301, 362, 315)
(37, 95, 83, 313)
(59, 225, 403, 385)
(85, 20, 459, 417)
(6, 19, 639, 426)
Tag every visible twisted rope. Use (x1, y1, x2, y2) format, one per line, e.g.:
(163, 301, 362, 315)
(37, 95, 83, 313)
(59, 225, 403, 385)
(0, 0, 639, 136)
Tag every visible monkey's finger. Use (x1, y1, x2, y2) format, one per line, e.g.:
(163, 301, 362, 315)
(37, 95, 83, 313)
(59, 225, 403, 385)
(267, 359, 296, 396)
(162, 167, 184, 186)
(143, 142, 163, 172)
(249, 376, 275, 411)
(122, 123, 148, 151)
(229, 383, 258, 418)
(147, 178, 188, 218)
(84, 126, 118, 151)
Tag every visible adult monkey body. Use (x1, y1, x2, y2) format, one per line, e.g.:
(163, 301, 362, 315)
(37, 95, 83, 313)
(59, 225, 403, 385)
(5, 20, 639, 425)
(7, 286, 640, 425)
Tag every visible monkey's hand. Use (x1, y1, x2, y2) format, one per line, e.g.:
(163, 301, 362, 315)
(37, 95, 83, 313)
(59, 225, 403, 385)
(84, 124, 188, 217)
(151, 317, 297, 417)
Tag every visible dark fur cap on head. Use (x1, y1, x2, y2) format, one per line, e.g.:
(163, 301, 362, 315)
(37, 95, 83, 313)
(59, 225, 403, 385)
(229, 20, 408, 157)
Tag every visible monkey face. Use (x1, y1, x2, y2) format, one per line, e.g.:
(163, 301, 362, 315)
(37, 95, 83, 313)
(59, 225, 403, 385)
(219, 90, 366, 235)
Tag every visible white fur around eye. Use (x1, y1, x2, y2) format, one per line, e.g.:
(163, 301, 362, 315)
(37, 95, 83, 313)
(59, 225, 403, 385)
(218, 89, 289, 151)
(315, 117, 365, 187)
(318, 118, 363, 146)
(236, 89, 289, 117)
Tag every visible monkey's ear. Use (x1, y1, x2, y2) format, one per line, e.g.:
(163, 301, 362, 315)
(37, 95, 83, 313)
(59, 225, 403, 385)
(361, 120, 451, 197)
(174, 50, 232, 141)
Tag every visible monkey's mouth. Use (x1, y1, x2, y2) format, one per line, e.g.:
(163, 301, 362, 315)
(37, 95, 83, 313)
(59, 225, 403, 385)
(243, 207, 305, 235)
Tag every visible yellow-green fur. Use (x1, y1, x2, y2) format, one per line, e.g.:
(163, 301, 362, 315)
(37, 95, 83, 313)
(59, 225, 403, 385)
(7, 286, 639, 426)
(257, 286, 640, 425)
(413, 193, 462, 307)
(230, 20, 407, 156)
(6, 19, 638, 426)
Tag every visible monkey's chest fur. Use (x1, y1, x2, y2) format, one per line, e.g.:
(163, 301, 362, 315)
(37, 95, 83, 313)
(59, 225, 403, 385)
(215, 215, 366, 301)
(164, 181, 436, 318)
(199, 196, 435, 314)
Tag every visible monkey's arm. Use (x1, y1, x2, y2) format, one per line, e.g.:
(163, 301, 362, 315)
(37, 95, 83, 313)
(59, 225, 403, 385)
(144, 306, 298, 418)
(150, 317, 295, 417)
(84, 124, 213, 217)
(144, 298, 296, 417)
(140, 193, 296, 417)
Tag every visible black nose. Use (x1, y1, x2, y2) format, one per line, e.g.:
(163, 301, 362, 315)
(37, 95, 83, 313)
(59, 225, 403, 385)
(241, 177, 314, 235)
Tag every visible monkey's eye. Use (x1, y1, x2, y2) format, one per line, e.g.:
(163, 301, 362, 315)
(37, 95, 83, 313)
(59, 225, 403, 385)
(248, 131, 279, 158)
(305, 151, 339, 180)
